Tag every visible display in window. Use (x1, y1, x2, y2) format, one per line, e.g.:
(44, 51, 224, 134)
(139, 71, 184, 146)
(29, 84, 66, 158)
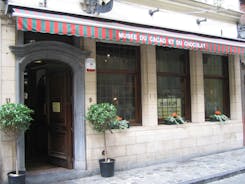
(157, 97, 181, 120)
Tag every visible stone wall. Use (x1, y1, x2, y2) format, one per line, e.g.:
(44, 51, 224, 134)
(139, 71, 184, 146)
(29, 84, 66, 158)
(0, 133, 16, 183)
(86, 121, 243, 170)
(0, 15, 16, 183)
(0, 17, 16, 104)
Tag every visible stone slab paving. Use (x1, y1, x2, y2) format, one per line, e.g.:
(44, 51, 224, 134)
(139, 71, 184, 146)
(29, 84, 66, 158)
(209, 173, 245, 184)
(51, 148, 245, 184)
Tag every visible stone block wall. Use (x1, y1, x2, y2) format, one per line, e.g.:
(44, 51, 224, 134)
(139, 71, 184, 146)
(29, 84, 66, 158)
(0, 17, 16, 104)
(86, 121, 243, 171)
(0, 16, 16, 183)
(0, 133, 16, 183)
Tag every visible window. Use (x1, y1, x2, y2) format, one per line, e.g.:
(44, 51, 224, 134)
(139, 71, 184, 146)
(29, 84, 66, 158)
(203, 54, 229, 119)
(96, 42, 141, 125)
(156, 47, 190, 123)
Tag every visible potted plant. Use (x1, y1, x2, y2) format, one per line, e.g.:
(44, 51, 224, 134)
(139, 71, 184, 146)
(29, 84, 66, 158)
(0, 103, 33, 184)
(209, 110, 228, 122)
(86, 103, 128, 177)
(164, 112, 185, 125)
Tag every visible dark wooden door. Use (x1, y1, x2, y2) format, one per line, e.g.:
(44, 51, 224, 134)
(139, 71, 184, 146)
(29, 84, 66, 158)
(47, 69, 73, 169)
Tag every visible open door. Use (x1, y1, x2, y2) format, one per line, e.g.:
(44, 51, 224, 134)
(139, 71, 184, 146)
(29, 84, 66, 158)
(47, 69, 73, 169)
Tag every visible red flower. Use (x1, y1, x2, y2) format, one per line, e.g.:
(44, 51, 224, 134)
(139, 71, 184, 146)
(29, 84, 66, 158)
(171, 112, 177, 118)
(215, 111, 221, 115)
(116, 116, 122, 121)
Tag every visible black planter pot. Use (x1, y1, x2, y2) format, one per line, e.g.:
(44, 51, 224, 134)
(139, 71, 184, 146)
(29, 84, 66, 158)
(8, 171, 25, 184)
(99, 158, 115, 177)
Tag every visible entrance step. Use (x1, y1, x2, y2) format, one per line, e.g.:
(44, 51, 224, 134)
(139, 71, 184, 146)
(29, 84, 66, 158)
(26, 168, 97, 184)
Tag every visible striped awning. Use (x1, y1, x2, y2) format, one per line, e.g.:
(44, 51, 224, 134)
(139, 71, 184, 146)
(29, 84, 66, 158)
(12, 8, 245, 56)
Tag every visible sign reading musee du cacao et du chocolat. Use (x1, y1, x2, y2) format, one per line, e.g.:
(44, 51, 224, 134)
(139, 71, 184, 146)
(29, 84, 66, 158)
(117, 31, 206, 50)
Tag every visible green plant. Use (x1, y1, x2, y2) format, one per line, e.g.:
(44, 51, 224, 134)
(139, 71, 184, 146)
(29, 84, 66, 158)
(86, 103, 128, 162)
(110, 119, 129, 129)
(209, 110, 228, 122)
(164, 112, 185, 125)
(0, 103, 33, 134)
(0, 103, 33, 176)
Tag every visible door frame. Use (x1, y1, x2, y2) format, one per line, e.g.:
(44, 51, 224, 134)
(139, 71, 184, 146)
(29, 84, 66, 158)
(10, 41, 89, 170)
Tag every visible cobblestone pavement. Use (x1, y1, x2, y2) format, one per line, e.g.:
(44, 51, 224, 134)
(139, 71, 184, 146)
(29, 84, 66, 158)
(209, 173, 245, 184)
(50, 148, 245, 184)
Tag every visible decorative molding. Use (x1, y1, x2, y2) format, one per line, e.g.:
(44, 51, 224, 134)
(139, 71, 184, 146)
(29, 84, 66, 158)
(10, 41, 89, 59)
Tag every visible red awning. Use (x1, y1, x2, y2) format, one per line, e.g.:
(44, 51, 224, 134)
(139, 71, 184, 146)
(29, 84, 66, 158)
(12, 8, 245, 56)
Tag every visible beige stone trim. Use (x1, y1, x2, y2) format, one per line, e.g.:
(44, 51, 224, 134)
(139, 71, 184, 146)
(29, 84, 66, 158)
(141, 45, 158, 127)
(229, 55, 242, 120)
(190, 51, 205, 122)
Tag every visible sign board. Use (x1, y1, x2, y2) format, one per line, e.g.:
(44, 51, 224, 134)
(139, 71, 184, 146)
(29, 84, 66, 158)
(85, 58, 96, 72)
(52, 102, 61, 113)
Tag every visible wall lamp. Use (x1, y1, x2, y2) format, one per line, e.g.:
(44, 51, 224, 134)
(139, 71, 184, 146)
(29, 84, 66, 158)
(149, 8, 159, 16)
(196, 18, 207, 25)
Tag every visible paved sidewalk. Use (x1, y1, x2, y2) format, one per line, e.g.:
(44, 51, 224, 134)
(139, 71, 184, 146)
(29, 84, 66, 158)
(209, 173, 245, 184)
(49, 148, 245, 184)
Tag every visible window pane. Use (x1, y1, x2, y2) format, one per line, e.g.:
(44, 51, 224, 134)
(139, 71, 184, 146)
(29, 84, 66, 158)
(157, 76, 185, 121)
(156, 47, 190, 123)
(96, 43, 141, 125)
(157, 47, 186, 74)
(204, 79, 224, 117)
(97, 74, 136, 121)
(96, 44, 136, 71)
(203, 54, 224, 76)
(203, 54, 229, 118)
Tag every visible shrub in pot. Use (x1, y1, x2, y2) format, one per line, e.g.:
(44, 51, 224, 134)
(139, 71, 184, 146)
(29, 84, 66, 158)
(0, 103, 33, 184)
(86, 103, 128, 177)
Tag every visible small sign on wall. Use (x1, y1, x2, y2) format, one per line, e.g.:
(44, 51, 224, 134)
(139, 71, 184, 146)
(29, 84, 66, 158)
(85, 58, 96, 72)
(52, 102, 61, 113)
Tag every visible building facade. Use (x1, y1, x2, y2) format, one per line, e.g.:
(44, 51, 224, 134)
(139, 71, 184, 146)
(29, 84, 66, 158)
(0, 0, 245, 183)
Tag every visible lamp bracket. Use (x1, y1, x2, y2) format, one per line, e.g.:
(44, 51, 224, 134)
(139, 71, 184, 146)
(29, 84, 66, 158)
(149, 8, 159, 16)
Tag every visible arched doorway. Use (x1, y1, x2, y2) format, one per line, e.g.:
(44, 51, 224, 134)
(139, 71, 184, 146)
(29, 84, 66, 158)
(25, 60, 73, 170)
(10, 41, 88, 171)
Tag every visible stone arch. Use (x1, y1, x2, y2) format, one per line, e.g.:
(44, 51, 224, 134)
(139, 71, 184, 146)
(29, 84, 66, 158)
(10, 41, 89, 170)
